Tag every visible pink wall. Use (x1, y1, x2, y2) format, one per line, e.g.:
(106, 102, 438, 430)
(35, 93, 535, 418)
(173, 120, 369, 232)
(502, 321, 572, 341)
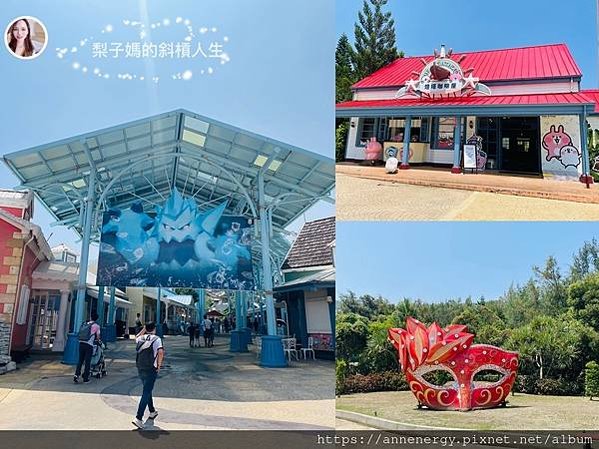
(11, 244, 40, 347)
(0, 206, 24, 218)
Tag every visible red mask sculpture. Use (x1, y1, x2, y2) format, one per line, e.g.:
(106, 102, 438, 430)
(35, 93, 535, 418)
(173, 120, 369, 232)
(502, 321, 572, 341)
(388, 317, 518, 411)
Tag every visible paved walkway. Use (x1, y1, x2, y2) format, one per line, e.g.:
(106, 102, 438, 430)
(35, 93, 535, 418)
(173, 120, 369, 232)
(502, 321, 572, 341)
(337, 173, 599, 221)
(0, 336, 334, 430)
(337, 164, 599, 204)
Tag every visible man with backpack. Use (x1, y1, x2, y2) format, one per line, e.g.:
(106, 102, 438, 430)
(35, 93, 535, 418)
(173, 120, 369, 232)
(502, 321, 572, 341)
(73, 311, 101, 384)
(187, 321, 196, 347)
(132, 322, 164, 429)
(202, 314, 213, 348)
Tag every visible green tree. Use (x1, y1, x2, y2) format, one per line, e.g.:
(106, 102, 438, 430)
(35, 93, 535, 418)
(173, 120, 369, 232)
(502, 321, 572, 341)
(533, 256, 567, 315)
(507, 314, 596, 380)
(500, 281, 542, 328)
(362, 317, 398, 373)
(568, 272, 599, 329)
(338, 292, 393, 321)
(570, 239, 599, 281)
(336, 312, 370, 361)
(353, 0, 400, 79)
(336, 121, 349, 162)
(336, 33, 356, 103)
(585, 361, 599, 400)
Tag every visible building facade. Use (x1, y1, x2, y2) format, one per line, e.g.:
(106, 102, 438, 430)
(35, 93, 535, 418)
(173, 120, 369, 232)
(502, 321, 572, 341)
(0, 190, 53, 370)
(274, 217, 335, 359)
(337, 44, 595, 183)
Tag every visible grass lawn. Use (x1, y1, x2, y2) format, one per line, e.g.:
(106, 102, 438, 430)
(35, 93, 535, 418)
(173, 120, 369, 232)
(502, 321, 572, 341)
(337, 391, 599, 430)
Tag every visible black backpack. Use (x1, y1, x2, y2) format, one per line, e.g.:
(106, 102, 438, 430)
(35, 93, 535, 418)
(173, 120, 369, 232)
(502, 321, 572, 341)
(136, 336, 156, 371)
(78, 322, 93, 342)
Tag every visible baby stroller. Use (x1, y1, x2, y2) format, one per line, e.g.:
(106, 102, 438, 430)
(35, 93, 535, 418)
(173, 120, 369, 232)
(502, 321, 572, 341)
(90, 341, 107, 379)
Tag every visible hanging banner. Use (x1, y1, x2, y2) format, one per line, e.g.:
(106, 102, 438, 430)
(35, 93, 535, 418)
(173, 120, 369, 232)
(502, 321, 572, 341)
(97, 189, 254, 289)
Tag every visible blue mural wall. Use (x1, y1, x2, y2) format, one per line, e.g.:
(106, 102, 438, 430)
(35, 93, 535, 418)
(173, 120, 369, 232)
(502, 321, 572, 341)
(97, 189, 254, 289)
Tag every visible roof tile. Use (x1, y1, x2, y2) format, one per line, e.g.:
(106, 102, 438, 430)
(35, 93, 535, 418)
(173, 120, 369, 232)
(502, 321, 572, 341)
(353, 44, 582, 90)
(281, 217, 335, 270)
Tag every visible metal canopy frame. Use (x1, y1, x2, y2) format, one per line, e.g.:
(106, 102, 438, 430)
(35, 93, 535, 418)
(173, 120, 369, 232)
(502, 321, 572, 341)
(3, 109, 334, 367)
(3, 109, 334, 262)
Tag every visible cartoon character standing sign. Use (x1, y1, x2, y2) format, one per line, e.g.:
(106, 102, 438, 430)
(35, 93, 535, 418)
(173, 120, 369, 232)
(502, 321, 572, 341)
(542, 124, 581, 169)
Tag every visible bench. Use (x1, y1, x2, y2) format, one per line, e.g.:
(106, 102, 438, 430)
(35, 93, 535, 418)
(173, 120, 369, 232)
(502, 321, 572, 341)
(10, 344, 32, 363)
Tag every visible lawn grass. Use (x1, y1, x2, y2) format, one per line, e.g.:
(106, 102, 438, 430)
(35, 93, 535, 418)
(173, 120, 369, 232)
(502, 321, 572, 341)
(337, 390, 599, 430)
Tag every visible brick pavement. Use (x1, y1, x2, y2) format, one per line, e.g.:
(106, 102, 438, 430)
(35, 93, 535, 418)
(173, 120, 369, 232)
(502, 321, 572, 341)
(337, 164, 599, 204)
(0, 336, 334, 430)
(337, 173, 599, 221)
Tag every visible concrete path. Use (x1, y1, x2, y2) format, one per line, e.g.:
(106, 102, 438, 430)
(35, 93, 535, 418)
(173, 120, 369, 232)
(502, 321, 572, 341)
(337, 173, 599, 221)
(0, 336, 334, 430)
(337, 164, 599, 204)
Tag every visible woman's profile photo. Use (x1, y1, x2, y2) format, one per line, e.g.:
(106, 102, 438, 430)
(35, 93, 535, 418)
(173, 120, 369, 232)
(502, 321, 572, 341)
(5, 16, 47, 59)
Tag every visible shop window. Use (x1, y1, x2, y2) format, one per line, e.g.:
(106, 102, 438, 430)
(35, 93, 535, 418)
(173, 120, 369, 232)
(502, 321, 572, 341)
(356, 118, 377, 146)
(433, 117, 457, 149)
(386, 117, 430, 143)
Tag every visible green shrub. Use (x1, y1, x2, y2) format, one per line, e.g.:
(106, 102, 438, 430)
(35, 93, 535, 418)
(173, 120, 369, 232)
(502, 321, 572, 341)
(514, 375, 583, 396)
(535, 378, 562, 395)
(336, 122, 349, 162)
(585, 361, 599, 399)
(338, 371, 408, 395)
(336, 359, 348, 396)
(514, 374, 538, 394)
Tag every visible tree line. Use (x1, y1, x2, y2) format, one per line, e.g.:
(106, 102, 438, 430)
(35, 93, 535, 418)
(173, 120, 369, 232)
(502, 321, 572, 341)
(337, 239, 599, 397)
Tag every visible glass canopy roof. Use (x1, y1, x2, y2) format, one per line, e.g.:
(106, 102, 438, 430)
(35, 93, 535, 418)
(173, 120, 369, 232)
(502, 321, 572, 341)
(3, 109, 335, 265)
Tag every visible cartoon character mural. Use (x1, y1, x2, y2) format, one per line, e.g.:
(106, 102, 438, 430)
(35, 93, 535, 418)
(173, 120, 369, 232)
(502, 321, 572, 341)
(542, 125, 581, 169)
(97, 188, 254, 289)
(388, 318, 518, 411)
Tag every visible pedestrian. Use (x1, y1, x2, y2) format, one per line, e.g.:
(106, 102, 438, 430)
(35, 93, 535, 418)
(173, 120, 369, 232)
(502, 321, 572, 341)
(135, 313, 142, 334)
(194, 320, 201, 347)
(187, 321, 195, 347)
(223, 317, 230, 333)
(132, 322, 164, 429)
(203, 314, 213, 348)
(73, 311, 101, 384)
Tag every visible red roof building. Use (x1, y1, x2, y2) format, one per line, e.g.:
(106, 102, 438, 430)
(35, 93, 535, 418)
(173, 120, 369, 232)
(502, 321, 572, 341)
(337, 43, 594, 183)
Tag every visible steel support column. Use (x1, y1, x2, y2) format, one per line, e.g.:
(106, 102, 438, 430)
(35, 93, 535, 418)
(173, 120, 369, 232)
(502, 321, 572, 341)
(106, 287, 116, 342)
(97, 286, 105, 336)
(258, 173, 286, 367)
(241, 290, 252, 345)
(230, 290, 248, 352)
(156, 287, 163, 337)
(580, 109, 595, 184)
(451, 116, 462, 174)
(400, 116, 412, 169)
(62, 172, 96, 364)
(196, 289, 205, 327)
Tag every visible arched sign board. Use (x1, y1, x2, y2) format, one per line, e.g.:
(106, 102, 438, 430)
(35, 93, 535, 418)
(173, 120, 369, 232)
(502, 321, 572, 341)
(396, 45, 491, 99)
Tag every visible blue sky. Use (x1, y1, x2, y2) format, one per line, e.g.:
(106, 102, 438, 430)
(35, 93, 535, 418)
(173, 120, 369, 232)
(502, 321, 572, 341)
(337, 0, 599, 89)
(337, 222, 599, 303)
(0, 0, 334, 256)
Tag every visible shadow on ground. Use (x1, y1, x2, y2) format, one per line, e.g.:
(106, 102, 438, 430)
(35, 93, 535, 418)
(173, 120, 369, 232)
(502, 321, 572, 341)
(1, 336, 334, 402)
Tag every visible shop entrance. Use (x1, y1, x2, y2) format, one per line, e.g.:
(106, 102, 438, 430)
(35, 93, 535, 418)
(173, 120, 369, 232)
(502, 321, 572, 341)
(477, 117, 541, 174)
(27, 291, 61, 350)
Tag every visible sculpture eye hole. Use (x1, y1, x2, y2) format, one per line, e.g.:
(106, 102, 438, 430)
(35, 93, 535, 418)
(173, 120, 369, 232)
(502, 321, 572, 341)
(473, 369, 506, 386)
(422, 370, 455, 388)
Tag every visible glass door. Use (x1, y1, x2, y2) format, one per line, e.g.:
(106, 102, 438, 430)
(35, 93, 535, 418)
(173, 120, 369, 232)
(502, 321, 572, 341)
(28, 292, 60, 349)
(476, 117, 500, 170)
(499, 117, 541, 174)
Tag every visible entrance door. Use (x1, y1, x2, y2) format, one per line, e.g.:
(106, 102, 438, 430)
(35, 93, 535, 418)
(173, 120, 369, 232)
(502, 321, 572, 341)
(28, 292, 60, 349)
(476, 117, 500, 170)
(499, 117, 541, 174)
